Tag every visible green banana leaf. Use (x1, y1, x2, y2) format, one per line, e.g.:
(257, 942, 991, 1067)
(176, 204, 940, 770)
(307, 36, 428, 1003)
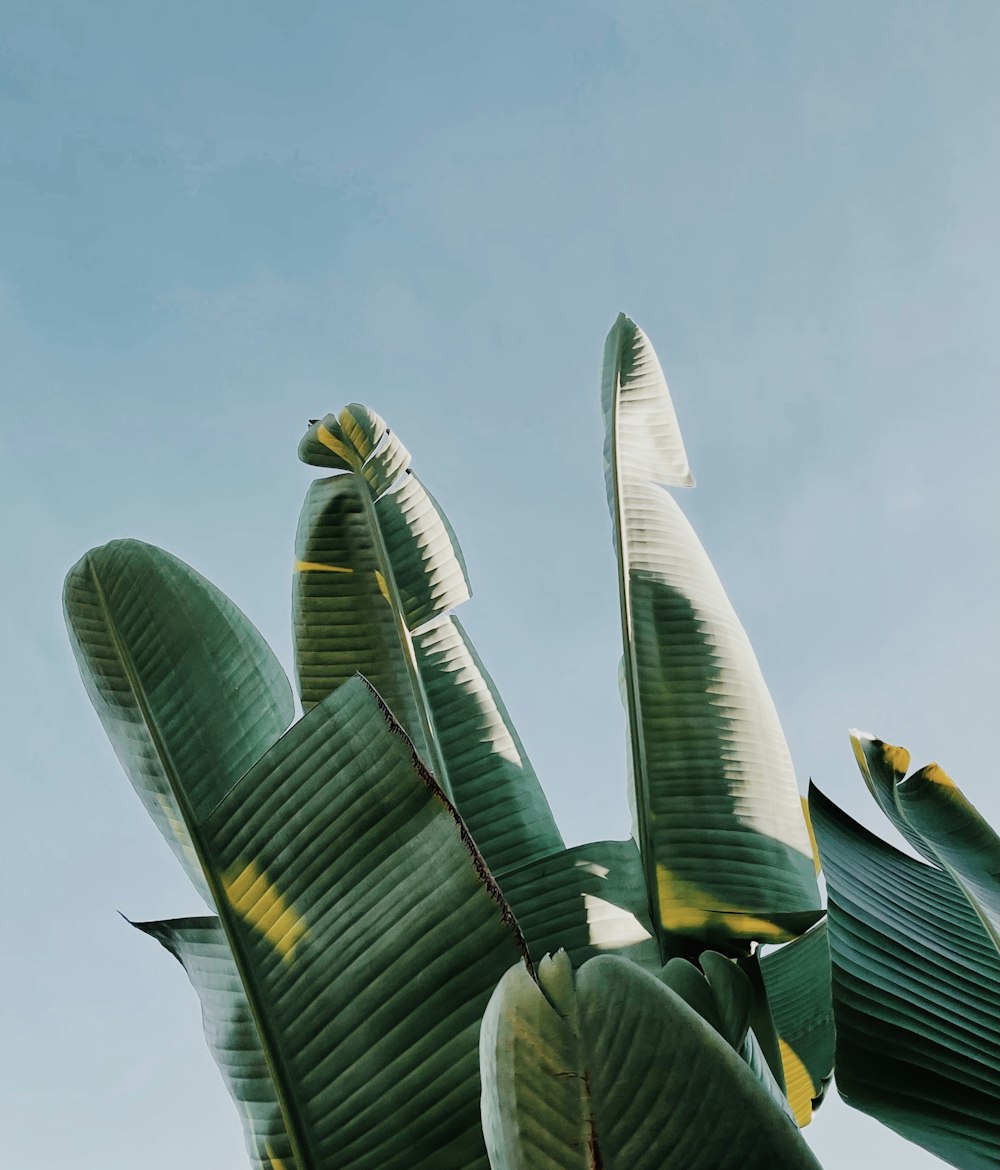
(64, 539, 294, 906)
(659, 954, 794, 1122)
(132, 916, 295, 1170)
(295, 406, 564, 877)
(851, 731, 1000, 949)
(760, 922, 835, 1127)
(480, 952, 822, 1170)
(498, 839, 660, 971)
(142, 676, 527, 1170)
(202, 677, 529, 1169)
(601, 314, 820, 946)
(810, 783, 1000, 1170)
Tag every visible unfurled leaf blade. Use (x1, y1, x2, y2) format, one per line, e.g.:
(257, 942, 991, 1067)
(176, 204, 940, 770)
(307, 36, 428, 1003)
(199, 676, 528, 1170)
(132, 916, 295, 1170)
(602, 314, 820, 945)
(63, 539, 294, 905)
(810, 783, 1000, 1170)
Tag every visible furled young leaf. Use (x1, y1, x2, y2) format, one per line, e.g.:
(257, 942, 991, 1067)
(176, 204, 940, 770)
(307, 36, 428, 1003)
(64, 539, 294, 905)
(810, 783, 1000, 1170)
(480, 952, 822, 1170)
(132, 917, 295, 1170)
(659, 953, 794, 1123)
(295, 406, 564, 877)
(602, 314, 820, 947)
(760, 922, 835, 1127)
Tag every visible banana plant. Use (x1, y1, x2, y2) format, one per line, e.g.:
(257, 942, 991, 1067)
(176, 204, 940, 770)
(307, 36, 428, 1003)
(65, 315, 1000, 1170)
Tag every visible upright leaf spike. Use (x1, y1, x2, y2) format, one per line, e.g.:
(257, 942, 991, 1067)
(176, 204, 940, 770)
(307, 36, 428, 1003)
(602, 314, 820, 950)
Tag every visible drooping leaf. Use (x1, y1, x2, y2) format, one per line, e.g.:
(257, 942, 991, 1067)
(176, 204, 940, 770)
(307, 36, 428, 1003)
(480, 952, 822, 1170)
(198, 676, 529, 1170)
(810, 783, 1000, 1169)
(497, 839, 660, 971)
(602, 314, 820, 946)
(132, 916, 295, 1170)
(851, 731, 1000, 950)
(295, 407, 564, 876)
(64, 539, 294, 905)
(760, 922, 835, 1127)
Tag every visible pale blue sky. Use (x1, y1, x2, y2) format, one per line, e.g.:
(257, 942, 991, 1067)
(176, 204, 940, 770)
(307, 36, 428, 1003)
(2, 2, 997, 1167)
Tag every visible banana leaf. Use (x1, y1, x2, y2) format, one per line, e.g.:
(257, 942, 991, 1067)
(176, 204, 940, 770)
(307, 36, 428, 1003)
(64, 539, 294, 906)
(602, 314, 820, 946)
(295, 407, 563, 877)
(498, 839, 660, 971)
(132, 916, 295, 1170)
(851, 731, 1000, 950)
(480, 952, 822, 1170)
(810, 783, 1000, 1170)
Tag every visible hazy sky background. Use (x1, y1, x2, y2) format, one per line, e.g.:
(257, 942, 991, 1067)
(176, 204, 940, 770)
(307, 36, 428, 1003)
(2, 2, 998, 1167)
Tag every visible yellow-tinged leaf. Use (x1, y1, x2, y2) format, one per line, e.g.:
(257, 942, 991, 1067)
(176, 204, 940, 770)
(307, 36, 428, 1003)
(264, 1141, 289, 1170)
(223, 860, 309, 962)
(655, 865, 792, 942)
(294, 561, 354, 573)
(315, 423, 355, 465)
(922, 763, 955, 788)
(881, 741, 911, 778)
(374, 570, 390, 602)
(779, 1038, 816, 1127)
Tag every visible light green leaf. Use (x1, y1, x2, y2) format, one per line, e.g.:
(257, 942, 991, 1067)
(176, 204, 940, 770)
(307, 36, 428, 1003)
(602, 314, 820, 946)
(480, 952, 823, 1170)
(295, 407, 564, 877)
(810, 783, 1000, 1169)
(132, 916, 295, 1170)
(63, 539, 294, 905)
